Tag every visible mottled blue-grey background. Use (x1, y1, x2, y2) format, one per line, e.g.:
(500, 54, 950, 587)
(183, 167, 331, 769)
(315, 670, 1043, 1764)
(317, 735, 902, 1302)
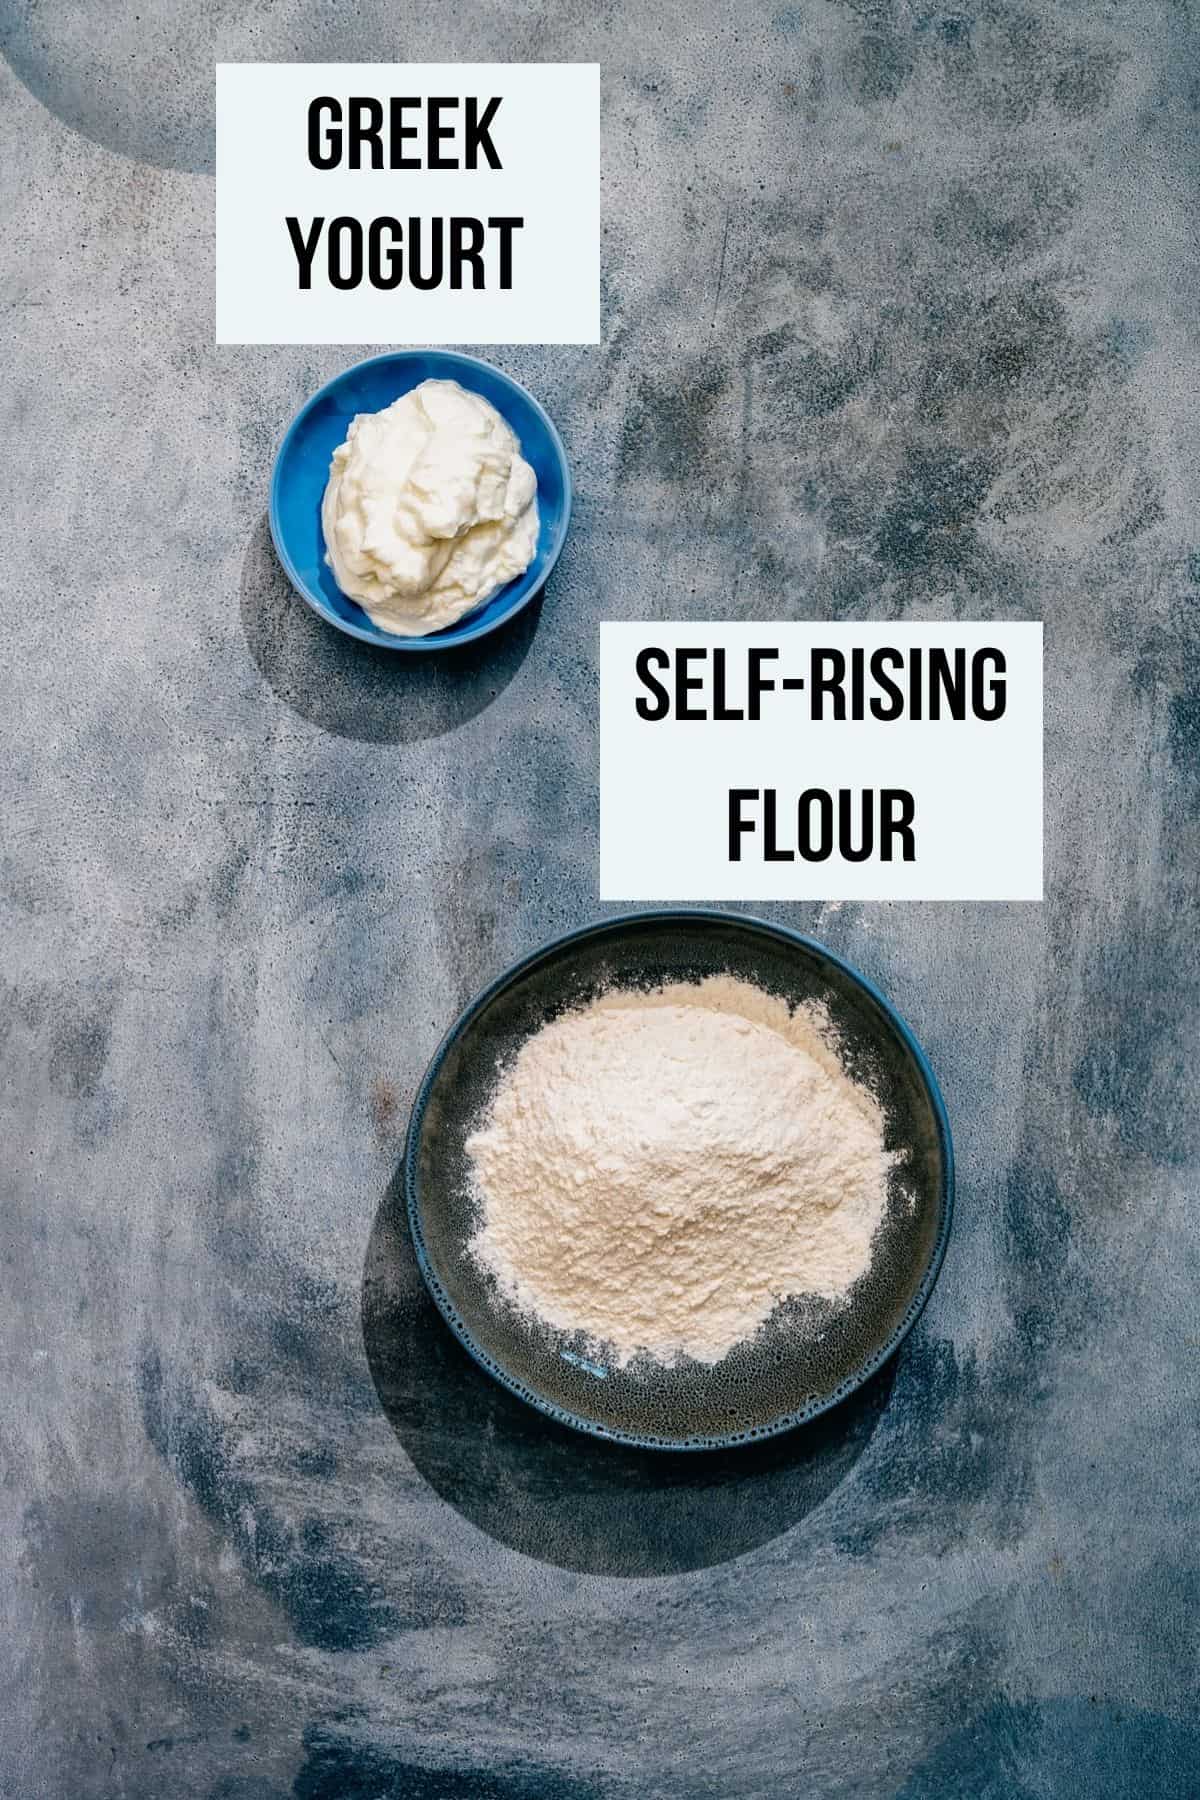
(2, 3, 1198, 1796)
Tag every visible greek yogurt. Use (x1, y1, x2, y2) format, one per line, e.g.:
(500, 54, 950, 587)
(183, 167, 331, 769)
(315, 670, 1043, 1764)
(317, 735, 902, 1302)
(321, 378, 539, 636)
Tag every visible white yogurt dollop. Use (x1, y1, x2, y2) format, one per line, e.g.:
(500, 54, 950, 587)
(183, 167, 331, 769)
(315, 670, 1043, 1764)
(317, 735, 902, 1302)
(320, 378, 539, 637)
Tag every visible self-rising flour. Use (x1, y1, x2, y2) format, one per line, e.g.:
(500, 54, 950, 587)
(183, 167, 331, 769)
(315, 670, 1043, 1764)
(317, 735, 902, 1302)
(466, 975, 897, 1366)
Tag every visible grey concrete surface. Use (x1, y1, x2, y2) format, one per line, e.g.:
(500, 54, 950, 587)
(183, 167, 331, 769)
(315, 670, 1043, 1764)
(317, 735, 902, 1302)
(2, 3, 1198, 1795)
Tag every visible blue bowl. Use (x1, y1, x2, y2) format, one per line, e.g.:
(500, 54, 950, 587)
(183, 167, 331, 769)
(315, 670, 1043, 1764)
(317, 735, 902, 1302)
(269, 350, 571, 652)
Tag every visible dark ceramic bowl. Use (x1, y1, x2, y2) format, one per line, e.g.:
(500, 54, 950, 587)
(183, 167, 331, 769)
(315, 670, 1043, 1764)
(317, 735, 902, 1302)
(405, 910, 953, 1449)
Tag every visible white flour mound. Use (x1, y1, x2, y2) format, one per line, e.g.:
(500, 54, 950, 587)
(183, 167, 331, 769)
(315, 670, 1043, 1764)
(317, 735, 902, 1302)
(465, 975, 896, 1367)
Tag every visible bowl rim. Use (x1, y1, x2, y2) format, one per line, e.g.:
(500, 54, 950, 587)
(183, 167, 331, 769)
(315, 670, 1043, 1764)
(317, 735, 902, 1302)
(268, 348, 573, 654)
(402, 906, 955, 1451)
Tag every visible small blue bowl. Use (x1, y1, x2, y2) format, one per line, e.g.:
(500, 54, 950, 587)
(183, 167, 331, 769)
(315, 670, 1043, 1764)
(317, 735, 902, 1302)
(269, 350, 571, 652)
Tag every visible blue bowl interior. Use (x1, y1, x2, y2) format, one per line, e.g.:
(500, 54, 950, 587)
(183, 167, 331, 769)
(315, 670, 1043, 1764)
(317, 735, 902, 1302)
(270, 351, 569, 651)
(406, 912, 954, 1449)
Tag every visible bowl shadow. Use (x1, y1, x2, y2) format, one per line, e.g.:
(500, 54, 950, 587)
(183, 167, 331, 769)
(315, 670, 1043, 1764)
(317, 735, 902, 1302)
(362, 1168, 897, 1578)
(239, 513, 542, 744)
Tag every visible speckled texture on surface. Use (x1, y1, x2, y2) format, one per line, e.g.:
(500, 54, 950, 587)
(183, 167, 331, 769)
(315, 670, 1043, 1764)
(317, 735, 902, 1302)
(1, 4, 1198, 1796)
